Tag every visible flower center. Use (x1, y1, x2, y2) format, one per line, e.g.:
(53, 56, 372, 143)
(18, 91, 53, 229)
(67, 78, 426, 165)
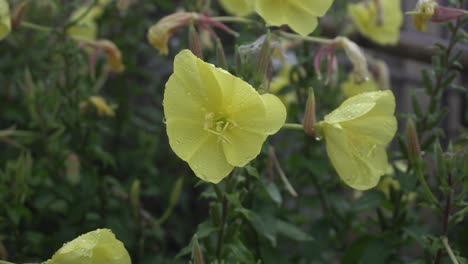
(204, 112, 237, 143)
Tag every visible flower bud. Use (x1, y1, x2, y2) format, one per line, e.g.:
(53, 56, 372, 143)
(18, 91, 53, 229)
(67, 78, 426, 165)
(431, 5, 465, 23)
(303, 87, 316, 138)
(95, 40, 125, 73)
(12, 1, 26, 29)
(0, 0, 11, 41)
(89, 96, 116, 117)
(406, 118, 421, 163)
(191, 235, 205, 264)
(65, 153, 81, 185)
(337, 37, 370, 83)
(375, 60, 390, 90)
(189, 23, 203, 59)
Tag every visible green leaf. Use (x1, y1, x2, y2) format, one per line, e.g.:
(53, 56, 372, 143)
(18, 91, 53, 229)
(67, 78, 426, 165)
(276, 219, 313, 242)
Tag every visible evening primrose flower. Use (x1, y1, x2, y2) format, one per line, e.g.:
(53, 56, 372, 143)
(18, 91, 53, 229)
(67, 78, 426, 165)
(317, 90, 397, 190)
(0, 0, 11, 41)
(255, 0, 334, 36)
(164, 50, 286, 183)
(348, 0, 403, 45)
(220, 0, 254, 17)
(45, 229, 131, 264)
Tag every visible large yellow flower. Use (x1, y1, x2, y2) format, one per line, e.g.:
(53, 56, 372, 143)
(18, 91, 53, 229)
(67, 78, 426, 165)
(0, 0, 11, 41)
(254, 0, 334, 36)
(219, 0, 254, 17)
(348, 0, 403, 45)
(45, 229, 131, 264)
(317, 90, 397, 190)
(164, 50, 286, 183)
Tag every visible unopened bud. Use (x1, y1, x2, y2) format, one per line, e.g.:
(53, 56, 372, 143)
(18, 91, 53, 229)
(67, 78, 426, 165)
(191, 235, 204, 264)
(375, 60, 390, 90)
(12, 1, 26, 29)
(189, 23, 203, 59)
(432, 5, 465, 23)
(0, 0, 11, 41)
(303, 87, 316, 137)
(130, 179, 140, 216)
(256, 33, 271, 78)
(406, 118, 421, 162)
(337, 37, 370, 83)
(215, 38, 227, 69)
(65, 153, 81, 185)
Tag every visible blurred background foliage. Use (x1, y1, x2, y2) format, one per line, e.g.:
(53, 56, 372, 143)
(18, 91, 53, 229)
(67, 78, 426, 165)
(0, 0, 467, 263)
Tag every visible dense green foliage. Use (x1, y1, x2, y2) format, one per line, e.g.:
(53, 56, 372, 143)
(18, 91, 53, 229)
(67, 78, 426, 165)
(0, 0, 466, 263)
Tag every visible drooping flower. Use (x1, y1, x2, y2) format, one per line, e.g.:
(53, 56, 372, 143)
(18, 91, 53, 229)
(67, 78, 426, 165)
(0, 0, 11, 41)
(45, 229, 131, 264)
(81, 39, 125, 73)
(348, 0, 403, 45)
(317, 90, 397, 190)
(219, 0, 254, 17)
(254, 0, 334, 36)
(164, 50, 286, 183)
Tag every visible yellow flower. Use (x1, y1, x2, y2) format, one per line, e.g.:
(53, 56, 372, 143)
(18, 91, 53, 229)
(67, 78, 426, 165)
(317, 90, 397, 190)
(89, 96, 116, 117)
(67, 0, 112, 40)
(147, 12, 197, 55)
(220, 0, 254, 16)
(348, 0, 403, 45)
(0, 0, 11, 41)
(255, 0, 334, 36)
(164, 50, 286, 183)
(341, 74, 378, 98)
(412, 0, 438, 32)
(45, 229, 131, 264)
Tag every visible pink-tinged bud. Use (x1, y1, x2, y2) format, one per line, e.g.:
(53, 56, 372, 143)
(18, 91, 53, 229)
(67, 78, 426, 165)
(191, 235, 204, 264)
(65, 153, 81, 185)
(303, 87, 316, 137)
(12, 1, 26, 29)
(432, 5, 465, 22)
(406, 118, 421, 162)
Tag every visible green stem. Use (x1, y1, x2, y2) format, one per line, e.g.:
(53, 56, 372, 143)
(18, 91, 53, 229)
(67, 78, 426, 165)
(20, 21, 52, 32)
(442, 237, 460, 264)
(282, 123, 304, 131)
(279, 31, 334, 44)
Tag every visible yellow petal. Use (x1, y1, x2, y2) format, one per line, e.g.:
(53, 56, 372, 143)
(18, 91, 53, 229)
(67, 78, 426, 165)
(166, 119, 210, 161)
(255, 0, 333, 36)
(348, 0, 403, 45)
(341, 74, 379, 98)
(188, 135, 234, 183)
(219, 0, 254, 16)
(45, 229, 131, 264)
(222, 129, 267, 167)
(0, 0, 11, 41)
(323, 123, 389, 190)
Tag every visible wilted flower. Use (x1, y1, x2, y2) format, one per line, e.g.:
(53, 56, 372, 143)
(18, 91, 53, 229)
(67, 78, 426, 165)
(82, 39, 125, 73)
(219, 0, 254, 17)
(348, 0, 403, 45)
(317, 90, 397, 190)
(45, 229, 131, 264)
(164, 50, 286, 183)
(410, 0, 465, 32)
(0, 0, 11, 41)
(255, 0, 334, 36)
(89, 96, 116, 117)
(147, 12, 198, 55)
